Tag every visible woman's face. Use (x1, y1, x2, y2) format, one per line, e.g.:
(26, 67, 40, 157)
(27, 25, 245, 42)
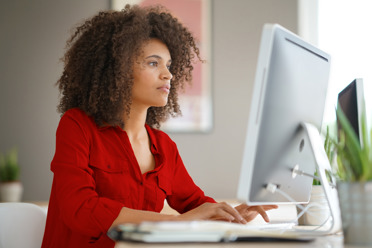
(131, 38, 173, 109)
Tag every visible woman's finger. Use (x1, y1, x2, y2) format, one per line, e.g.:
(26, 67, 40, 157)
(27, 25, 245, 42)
(217, 202, 246, 224)
(253, 206, 270, 222)
(261, 205, 278, 210)
(235, 204, 278, 223)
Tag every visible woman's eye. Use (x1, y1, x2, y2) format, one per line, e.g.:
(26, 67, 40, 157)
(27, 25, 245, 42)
(149, 61, 158, 67)
(167, 65, 171, 70)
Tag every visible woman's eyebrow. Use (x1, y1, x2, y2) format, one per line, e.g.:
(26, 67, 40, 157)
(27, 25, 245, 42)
(145, 55, 172, 63)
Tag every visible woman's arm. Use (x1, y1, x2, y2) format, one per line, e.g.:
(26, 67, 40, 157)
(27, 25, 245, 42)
(51, 111, 125, 237)
(110, 201, 248, 228)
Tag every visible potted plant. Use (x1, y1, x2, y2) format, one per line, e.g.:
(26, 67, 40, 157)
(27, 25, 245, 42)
(334, 104, 372, 245)
(0, 147, 23, 202)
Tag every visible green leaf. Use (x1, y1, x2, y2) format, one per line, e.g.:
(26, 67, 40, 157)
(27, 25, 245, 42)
(0, 147, 20, 182)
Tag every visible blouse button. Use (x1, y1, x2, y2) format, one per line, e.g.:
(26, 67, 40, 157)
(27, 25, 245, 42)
(107, 165, 111, 169)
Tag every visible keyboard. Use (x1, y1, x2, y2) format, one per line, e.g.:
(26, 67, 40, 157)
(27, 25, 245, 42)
(108, 220, 316, 243)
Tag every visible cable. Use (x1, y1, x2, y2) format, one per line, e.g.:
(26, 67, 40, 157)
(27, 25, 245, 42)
(265, 183, 333, 233)
(292, 168, 336, 188)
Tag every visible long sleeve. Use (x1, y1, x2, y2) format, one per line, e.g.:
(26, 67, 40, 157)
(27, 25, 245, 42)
(42, 109, 127, 248)
(51, 113, 125, 237)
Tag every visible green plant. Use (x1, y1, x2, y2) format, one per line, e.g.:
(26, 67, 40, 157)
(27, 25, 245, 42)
(0, 148, 20, 182)
(334, 105, 372, 182)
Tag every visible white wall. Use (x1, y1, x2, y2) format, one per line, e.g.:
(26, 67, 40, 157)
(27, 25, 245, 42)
(0, 0, 298, 201)
(0, 0, 109, 201)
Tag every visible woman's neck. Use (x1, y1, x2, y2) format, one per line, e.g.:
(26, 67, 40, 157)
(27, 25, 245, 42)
(123, 105, 148, 141)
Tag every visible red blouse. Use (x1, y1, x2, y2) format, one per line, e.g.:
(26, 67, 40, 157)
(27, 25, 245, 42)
(41, 108, 215, 248)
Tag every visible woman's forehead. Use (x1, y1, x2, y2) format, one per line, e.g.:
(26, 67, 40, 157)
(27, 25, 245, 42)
(139, 38, 171, 60)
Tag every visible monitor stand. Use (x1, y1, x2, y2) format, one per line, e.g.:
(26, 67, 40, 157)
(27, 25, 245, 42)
(299, 122, 342, 234)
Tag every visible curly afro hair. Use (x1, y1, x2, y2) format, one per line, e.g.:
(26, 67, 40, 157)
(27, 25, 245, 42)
(57, 4, 201, 128)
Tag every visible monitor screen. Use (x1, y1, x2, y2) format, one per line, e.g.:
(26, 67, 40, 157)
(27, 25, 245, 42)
(337, 78, 364, 143)
(237, 24, 331, 205)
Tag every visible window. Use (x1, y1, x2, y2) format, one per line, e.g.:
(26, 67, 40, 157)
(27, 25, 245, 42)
(299, 0, 371, 128)
(317, 0, 372, 125)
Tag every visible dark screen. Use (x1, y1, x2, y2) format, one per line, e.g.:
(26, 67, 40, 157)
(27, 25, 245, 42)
(337, 79, 360, 141)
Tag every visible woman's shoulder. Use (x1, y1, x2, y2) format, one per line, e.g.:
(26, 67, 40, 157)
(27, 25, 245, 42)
(63, 107, 87, 118)
(59, 108, 97, 129)
(56, 108, 102, 143)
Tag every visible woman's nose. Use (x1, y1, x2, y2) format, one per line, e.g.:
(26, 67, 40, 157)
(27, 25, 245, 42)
(161, 66, 173, 80)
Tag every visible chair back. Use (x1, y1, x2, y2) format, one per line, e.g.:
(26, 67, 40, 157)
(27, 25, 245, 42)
(0, 202, 47, 248)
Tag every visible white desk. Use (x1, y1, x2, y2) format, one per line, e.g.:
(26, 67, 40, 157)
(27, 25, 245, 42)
(115, 235, 366, 248)
(114, 201, 363, 248)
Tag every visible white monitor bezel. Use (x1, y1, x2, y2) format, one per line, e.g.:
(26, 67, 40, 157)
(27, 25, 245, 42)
(237, 24, 331, 205)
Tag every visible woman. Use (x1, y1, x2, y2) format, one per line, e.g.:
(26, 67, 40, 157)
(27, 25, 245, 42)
(41, 4, 276, 248)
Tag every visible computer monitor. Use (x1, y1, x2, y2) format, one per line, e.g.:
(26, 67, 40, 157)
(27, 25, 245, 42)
(337, 78, 365, 143)
(237, 24, 331, 205)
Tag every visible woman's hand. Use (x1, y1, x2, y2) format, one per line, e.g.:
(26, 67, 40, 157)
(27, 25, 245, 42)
(234, 203, 278, 223)
(177, 202, 248, 224)
(112, 202, 278, 228)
